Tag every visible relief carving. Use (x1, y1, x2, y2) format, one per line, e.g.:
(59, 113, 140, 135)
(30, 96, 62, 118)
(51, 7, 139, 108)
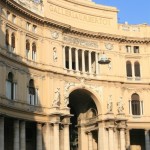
(63, 36, 98, 48)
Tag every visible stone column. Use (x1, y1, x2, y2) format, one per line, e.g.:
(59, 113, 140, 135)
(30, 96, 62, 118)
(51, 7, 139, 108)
(9, 30, 12, 52)
(125, 129, 130, 150)
(88, 51, 92, 74)
(145, 130, 150, 150)
(132, 61, 135, 79)
(140, 101, 143, 115)
(98, 123, 108, 150)
(82, 50, 85, 72)
(108, 127, 114, 150)
(69, 47, 72, 70)
(43, 123, 50, 150)
(114, 129, 119, 150)
(20, 121, 26, 150)
(64, 124, 70, 150)
(88, 132, 93, 150)
(63, 46, 66, 68)
(95, 52, 99, 75)
(129, 100, 132, 115)
(54, 123, 60, 150)
(75, 48, 79, 71)
(14, 120, 20, 150)
(120, 129, 126, 150)
(37, 123, 43, 150)
(0, 117, 4, 150)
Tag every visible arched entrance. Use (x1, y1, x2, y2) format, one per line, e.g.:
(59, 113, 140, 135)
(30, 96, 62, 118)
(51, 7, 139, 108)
(69, 89, 99, 150)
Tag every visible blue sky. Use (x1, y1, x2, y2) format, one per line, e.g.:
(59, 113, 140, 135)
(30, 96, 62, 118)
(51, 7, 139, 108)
(93, 0, 150, 25)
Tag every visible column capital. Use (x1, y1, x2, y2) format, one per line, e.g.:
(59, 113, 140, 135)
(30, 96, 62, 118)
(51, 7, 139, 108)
(145, 129, 150, 134)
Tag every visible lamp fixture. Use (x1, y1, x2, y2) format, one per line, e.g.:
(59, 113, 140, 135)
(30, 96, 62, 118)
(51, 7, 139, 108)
(98, 52, 111, 64)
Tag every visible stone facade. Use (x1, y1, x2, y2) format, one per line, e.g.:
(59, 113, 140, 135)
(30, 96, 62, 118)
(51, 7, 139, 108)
(0, 0, 150, 150)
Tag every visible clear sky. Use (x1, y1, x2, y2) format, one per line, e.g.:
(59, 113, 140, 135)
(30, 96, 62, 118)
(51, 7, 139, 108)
(93, 0, 150, 25)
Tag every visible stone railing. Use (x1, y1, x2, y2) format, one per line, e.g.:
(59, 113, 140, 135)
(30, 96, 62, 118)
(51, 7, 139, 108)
(13, 0, 44, 16)
(119, 24, 140, 32)
(0, 96, 49, 114)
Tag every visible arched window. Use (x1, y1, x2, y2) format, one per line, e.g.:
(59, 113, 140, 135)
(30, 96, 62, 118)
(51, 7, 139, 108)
(26, 40, 30, 58)
(131, 93, 141, 115)
(6, 29, 9, 47)
(134, 61, 140, 77)
(6, 72, 16, 100)
(28, 79, 38, 105)
(32, 42, 36, 61)
(126, 61, 132, 77)
(11, 32, 15, 51)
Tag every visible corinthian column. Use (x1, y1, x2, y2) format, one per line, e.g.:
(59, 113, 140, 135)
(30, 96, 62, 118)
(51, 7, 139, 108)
(108, 128, 114, 150)
(95, 52, 99, 75)
(75, 49, 79, 71)
(125, 129, 130, 150)
(36, 123, 43, 150)
(0, 117, 4, 150)
(69, 47, 72, 70)
(20, 121, 26, 150)
(14, 120, 20, 150)
(64, 124, 70, 150)
(54, 123, 60, 150)
(120, 129, 126, 150)
(88, 51, 91, 74)
(63, 46, 66, 69)
(145, 130, 150, 150)
(82, 50, 85, 72)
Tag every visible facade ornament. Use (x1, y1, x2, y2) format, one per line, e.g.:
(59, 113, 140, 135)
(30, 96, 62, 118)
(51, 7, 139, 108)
(107, 95, 113, 113)
(64, 94, 69, 108)
(108, 62, 112, 70)
(64, 82, 75, 108)
(51, 31, 59, 39)
(63, 36, 98, 49)
(52, 88, 60, 107)
(53, 47, 58, 62)
(117, 97, 124, 114)
(65, 82, 75, 92)
(105, 43, 113, 50)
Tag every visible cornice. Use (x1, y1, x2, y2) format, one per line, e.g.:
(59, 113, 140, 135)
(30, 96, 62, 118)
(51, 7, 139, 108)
(1, 0, 150, 44)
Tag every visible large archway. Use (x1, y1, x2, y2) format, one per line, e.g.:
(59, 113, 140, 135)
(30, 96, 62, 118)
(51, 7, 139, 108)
(69, 89, 99, 150)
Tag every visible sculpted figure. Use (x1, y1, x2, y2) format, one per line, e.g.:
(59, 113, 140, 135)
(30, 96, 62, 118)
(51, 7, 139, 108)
(52, 88, 60, 107)
(107, 95, 113, 113)
(117, 97, 124, 113)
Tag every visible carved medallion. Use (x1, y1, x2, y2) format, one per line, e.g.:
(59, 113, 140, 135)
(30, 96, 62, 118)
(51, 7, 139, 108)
(51, 31, 59, 39)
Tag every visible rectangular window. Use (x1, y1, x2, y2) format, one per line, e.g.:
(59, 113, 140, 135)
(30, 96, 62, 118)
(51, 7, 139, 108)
(134, 46, 139, 53)
(27, 88, 38, 105)
(12, 14, 16, 23)
(126, 46, 131, 53)
(32, 25, 37, 33)
(26, 22, 30, 30)
(32, 51, 36, 61)
(6, 81, 16, 100)
(6, 11, 10, 20)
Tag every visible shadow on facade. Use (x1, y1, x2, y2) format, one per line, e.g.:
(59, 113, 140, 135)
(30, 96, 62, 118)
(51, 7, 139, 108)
(0, 1, 46, 150)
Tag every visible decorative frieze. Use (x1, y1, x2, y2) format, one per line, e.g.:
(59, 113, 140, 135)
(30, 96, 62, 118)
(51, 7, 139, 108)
(63, 36, 98, 49)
